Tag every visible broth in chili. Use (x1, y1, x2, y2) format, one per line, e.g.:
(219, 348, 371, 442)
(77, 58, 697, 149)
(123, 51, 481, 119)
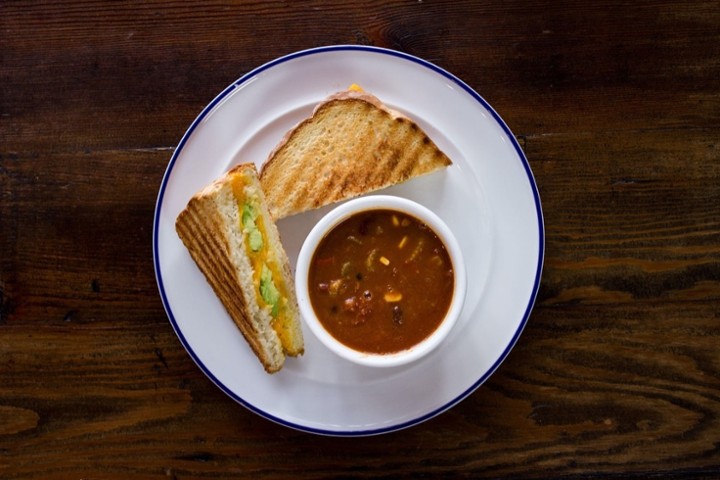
(308, 208, 454, 354)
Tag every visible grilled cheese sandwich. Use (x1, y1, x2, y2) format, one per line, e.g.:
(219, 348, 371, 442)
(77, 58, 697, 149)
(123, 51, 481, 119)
(260, 88, 452, 219)
(176, 163, 303, 373)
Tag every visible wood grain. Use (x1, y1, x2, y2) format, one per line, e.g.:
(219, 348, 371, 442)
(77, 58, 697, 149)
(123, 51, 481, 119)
(1, 0, 719, 478)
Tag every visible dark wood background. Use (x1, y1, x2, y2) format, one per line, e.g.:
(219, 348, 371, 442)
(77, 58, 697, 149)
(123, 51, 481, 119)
(2, 1, 719, 478)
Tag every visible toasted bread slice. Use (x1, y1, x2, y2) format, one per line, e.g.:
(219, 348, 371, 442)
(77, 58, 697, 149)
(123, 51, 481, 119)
(260, 89, 452, 219)
(175, 163, 303, 373)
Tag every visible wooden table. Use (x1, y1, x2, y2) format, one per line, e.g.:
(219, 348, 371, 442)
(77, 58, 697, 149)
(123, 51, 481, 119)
(2, 1, 718, 477)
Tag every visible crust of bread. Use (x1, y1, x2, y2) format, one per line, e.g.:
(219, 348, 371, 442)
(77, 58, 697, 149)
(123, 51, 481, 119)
(260, 90, 452, 219)
(175, 163, 303, 373)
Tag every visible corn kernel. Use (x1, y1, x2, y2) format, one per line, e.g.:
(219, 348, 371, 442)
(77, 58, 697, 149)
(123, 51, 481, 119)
(392, 215, 399, 227)
(384, 292, 402, 302)
(379, 256, 390, 266)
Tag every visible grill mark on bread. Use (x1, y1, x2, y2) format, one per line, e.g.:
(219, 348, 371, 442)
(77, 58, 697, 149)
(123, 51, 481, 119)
(386, 119, 418, 182)
(175, 164, 303, 373)
(177, 198, 273, 367)
(260, 92, 452, 219)
(177, 209, 268, 363)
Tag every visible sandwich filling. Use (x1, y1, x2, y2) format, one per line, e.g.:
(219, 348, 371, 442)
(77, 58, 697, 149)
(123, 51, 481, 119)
(230, 175, 294, 352)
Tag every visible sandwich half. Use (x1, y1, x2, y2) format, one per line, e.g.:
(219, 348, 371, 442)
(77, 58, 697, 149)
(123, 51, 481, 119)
(260, 88, 452, 219)
(175, 163, 303, 373)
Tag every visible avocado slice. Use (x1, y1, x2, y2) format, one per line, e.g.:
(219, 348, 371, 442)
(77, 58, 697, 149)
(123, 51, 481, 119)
(241, 202, 263, 252)
(260, 263, 281, 317)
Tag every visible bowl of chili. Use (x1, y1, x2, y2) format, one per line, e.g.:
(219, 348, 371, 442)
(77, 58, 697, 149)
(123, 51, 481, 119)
(295, 195, 467, 368)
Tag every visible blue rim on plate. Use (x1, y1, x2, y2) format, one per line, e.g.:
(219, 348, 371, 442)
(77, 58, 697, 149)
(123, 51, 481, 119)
(153, 45, 545, 436)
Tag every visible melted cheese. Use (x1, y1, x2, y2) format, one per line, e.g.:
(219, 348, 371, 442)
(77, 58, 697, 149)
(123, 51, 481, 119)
(230, 175, 294, 351)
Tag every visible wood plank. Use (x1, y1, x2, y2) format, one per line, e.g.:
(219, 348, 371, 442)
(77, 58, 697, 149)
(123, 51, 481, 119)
(1, 0, 719, 477)
(2, 1, 719, 152)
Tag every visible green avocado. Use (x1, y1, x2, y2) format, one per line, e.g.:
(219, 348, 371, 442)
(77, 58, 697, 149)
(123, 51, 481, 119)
(259, 263, 280, 317)
(241, 202, 263, 252)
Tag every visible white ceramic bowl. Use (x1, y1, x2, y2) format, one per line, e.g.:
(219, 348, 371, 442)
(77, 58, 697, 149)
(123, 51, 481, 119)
(295, 195, 467, 368)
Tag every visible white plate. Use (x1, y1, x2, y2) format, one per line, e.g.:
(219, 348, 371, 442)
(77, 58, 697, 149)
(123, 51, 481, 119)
(153, 45, 544, 436)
